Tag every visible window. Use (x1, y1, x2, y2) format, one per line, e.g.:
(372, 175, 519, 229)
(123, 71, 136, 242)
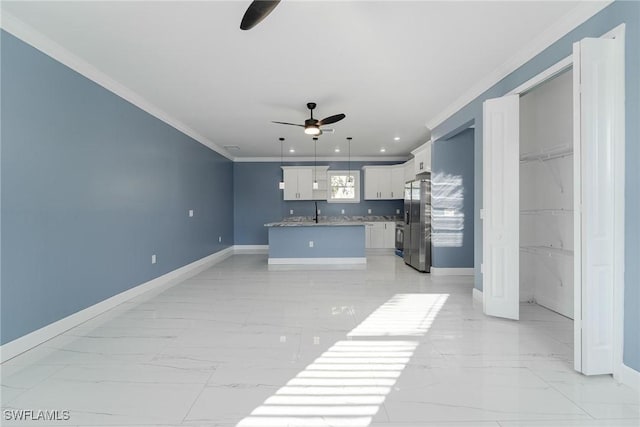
(327, 170, 360, 203)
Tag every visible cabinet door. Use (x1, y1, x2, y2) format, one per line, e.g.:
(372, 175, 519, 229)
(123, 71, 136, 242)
(404, 159, 415, 183)
(364, 169, 381, 200)
(370, 223, 385, 248)
(414, 141, 432, 175)
(297, 168, 313, 200)
(424, 141, 432, 172)
(414, 148, 427, 175)
(365, 223, 373, 248)
(283, 169, 299, 200)
(391, 166, 405, 199)
(378, 168, 393, 199)
(383, 222, 396, 248)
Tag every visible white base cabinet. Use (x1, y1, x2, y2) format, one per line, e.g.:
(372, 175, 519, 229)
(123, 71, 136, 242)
(365, 222, 396, 248)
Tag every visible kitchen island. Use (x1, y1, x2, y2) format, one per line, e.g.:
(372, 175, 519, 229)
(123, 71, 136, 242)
(265, 220, 366, 265)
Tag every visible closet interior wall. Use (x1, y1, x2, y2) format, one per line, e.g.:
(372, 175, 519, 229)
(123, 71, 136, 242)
(519, 70, 574, 319)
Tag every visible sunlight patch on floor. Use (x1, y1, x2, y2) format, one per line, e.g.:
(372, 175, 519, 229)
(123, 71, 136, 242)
(236, 294, 448, 426)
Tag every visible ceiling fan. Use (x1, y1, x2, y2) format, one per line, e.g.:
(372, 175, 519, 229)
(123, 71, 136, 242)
(240, 1, 281, 31)
(273, 103, 346, 136)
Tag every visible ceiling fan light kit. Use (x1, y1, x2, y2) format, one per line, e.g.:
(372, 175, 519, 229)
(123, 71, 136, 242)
(305, 126, 321, 136)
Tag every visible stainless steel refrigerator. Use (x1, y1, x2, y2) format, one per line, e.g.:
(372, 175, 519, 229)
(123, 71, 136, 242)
(404, 176, 432, 272)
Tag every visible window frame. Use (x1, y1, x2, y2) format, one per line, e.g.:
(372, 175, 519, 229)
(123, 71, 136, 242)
(326, 170, 361, 203)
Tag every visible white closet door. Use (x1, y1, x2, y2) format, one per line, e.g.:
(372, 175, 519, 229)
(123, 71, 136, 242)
(574, 34, 624, 375)
(482, 95, 520, 320)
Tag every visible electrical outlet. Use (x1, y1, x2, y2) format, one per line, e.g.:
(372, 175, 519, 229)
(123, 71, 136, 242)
(188, 209, 194, 217)
(317, 209, 321, 215)
(151, 254, 157, 264)
(309, 241, 314, 248)
(396, 209, 400, 214)
(280, 335, 286, 343)
(290, 209, 294, 215)
(341, 209, 345, 214)
(368, 209, 372, 214)
(218, 236, 222, 243)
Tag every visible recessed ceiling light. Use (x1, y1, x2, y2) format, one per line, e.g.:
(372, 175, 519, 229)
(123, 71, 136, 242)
(394, 137, 400, 141)
(380, 148, 386, 153)
(334, 148, 340, 153)
(289, 148, 295, 153)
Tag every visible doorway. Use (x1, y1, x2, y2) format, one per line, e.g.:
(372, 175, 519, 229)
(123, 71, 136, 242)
(481, 26, 625, 377)
(519, 70, 574, 320)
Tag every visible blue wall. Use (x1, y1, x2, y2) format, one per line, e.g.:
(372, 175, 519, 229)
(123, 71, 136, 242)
(430, 1, 639, 372)
(234, 161, 404, 245)
(432, 128, 474, 268)
(0, 31, 234, 345)
(268, 226, 366, 259)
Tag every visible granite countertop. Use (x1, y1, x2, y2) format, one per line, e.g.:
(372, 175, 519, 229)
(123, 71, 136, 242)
(265, 215, 401, 227)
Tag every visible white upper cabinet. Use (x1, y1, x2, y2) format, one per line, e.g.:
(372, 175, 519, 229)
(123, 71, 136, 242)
(282, 167, 313, 200)
(282, 166, 328, 200)
(404, 158, 415, 183)
(363, 166, 394, 200)
(412, 140, 432, 175)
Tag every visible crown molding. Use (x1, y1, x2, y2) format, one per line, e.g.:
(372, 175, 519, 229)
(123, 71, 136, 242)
(0, 11, 234, 161)
(425, 0, 612, 131)
(233, 156, 409, 163)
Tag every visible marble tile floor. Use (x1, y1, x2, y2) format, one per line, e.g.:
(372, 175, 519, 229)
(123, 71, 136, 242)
(1, 253, 638, 427)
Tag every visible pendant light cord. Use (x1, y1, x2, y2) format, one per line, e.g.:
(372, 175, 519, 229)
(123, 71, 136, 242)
(347, 137, 352, 183)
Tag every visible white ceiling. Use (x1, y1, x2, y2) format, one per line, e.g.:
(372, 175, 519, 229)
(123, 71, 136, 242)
(1, 1, 603, 159)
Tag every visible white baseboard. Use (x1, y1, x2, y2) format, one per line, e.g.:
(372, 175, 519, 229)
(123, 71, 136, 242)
(473, 288, 483, 303)
(616, 362, 640, 391)
(431, 267, 475, 276)
(0, 247, 234, 363)
(233, 245, 268, 254)
(268, 257, 367, 265)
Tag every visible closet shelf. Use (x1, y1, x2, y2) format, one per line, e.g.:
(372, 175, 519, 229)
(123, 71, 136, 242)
(520, 209, 574, 215)
(520, 246, 573, 257)
(520, 143, 573, 163)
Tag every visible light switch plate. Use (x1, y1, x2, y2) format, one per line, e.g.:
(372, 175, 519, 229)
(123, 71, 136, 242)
(341, 209, 345, 214)
(309, 241, 314, 248)
(218, 236, 222, 243)
(188, 209, 194, 217)
(396, 209, 400, 214)
(151, 254, 157, 264)
(368, 209, 372, 214)
(290, 209, 294, 215)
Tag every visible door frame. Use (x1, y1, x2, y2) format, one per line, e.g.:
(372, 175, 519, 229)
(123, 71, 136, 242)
(504, 24, 625, 378)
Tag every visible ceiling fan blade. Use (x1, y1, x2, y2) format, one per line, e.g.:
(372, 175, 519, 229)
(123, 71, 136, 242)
(318, 114, 346, 126)
(240, 1, 281, 30)
(272, 121, 305, 127)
